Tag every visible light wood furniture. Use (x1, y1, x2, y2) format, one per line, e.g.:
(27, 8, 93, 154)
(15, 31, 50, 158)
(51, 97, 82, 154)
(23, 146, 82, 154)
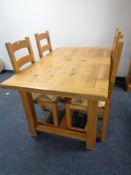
(65, 31, 124, 141)
(5, 37, 59, 127)
(102, 33, 124, 140)
(111, 28, 123, 64)
(126, 60, 131, 91)
(35, 30, 62, 104)
(111, 28, 120, 58)
(5, 37, 35, 73)
(35, 31, 52, 58)
(1, 47, 111, 150)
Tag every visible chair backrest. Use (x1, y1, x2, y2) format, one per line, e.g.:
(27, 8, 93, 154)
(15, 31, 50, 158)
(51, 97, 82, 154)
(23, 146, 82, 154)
(107, 32, 124, 100)
(5, 37, 35, 73)
(127, 59, 131, 78)
(111, 28, 119, 54)
(111, 28, 122, 58)
(109, 28, 123, 82)
(111, 37, 124, 85)
(35, 31, 52, 58)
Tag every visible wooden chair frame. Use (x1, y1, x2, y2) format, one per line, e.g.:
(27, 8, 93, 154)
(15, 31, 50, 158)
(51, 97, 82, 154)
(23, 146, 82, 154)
(35, 31, 52, 58)
(126, 59, 131, 91)
(65, 30, 124, 141)
(5, 37, 59, 127)
(101, 37, 124, 140)
(5, 37, 35, 73)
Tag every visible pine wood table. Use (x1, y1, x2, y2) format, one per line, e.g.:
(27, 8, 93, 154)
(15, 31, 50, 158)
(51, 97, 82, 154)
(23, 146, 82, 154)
(0, 47, 111, 150)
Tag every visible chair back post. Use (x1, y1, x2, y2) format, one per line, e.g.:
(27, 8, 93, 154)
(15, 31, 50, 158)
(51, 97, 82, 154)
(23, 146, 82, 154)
(111, 28, 119, 55)
(111, 39, 124, 85)
(111, 29, 122, 57)
(108, 36, 124, 101)
(25, 37, 35, 64)
(46, 31, 52, 53)
(5, 42, 19, 73)
(127, 59, 131, 77)
(110, 32, 122, 77)
(35, 33, 42, 58)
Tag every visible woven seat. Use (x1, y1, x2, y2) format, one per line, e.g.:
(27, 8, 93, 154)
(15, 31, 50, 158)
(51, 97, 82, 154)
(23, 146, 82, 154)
(35, 94, 57, 102)
(71, 98, 105, 108)
(32, 93, 42, 100)
(32, 92, 57, 102)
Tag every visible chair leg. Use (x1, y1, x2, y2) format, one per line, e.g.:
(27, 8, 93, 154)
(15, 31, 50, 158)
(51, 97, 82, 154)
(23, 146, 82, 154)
(52, 102, 59, 127)
(101, 100, 110, 141)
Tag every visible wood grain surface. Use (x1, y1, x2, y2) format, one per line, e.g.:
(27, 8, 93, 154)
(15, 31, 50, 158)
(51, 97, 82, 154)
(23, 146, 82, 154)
(1, 47, 111, 100)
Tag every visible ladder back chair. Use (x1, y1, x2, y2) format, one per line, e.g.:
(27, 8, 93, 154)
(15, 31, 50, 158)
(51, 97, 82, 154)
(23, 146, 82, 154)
(35, 30, 65, 112)
(5, 37, 59, 127)
(126, 59, 131, 91)
(35, 31, 52, 58)
(101, 36, 124, 140)
(65, 29, 124, 140)
(5, 37, 35, 73)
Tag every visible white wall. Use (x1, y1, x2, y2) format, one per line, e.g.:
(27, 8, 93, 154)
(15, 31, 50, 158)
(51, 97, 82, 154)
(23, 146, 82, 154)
(0, 0, 131, 76)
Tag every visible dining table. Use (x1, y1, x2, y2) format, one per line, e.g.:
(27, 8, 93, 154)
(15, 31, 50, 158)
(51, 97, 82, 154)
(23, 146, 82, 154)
(0, 47, 111, 150)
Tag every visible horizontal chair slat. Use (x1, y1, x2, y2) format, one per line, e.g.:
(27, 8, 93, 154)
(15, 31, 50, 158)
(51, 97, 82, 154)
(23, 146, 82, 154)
(17, 54, 34, 68)
(38, 32, 49, 40)
(41, 44, 51, 53)
(12, 40, 29, 52)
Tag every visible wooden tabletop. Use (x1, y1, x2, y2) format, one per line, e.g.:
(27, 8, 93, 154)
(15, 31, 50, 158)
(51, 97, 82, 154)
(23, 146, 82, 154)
(1, 47, 111, 100)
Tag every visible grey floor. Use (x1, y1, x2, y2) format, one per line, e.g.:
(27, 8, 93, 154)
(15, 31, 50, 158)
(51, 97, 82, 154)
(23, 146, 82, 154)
(0, 72, 131, 175)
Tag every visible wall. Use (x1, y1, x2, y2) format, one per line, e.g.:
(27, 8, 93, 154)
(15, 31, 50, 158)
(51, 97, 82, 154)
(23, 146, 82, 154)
(0, 0, 131, 76)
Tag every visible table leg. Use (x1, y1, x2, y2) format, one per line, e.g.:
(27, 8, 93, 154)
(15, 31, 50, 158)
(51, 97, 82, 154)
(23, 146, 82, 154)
(19, 91, 38, 136)
(87, 99, 98, 150)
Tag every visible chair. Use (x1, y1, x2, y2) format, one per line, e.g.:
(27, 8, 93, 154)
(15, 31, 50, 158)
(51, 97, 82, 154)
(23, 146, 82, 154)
(35, 31, 52, 58)
(126, 59, 131, 91)
(35, 30, 65, 106)
(5, 37, 59, 127)
(5, 37, 35, 73)
(65, 30, 124, 140)
(101, 36, 124, 140)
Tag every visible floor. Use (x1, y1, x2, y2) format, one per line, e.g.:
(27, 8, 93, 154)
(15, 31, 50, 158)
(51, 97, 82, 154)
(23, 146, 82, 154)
(0, 72, 131, 175)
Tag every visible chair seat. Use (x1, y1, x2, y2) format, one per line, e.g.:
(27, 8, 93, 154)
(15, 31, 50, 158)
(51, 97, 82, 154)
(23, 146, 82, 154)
(32, 93, 42, 100)
(32, 93, 57, 102)
(71, 98, 105, 108)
